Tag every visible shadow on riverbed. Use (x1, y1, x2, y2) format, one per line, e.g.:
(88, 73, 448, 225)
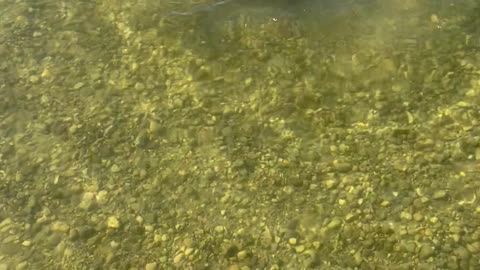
(158, 0, 380, 58)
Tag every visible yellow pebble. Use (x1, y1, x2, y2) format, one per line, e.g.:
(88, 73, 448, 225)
(107, 216, 120, 229)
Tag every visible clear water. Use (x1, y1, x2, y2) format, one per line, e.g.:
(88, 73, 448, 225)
(1, 0, 480, 269)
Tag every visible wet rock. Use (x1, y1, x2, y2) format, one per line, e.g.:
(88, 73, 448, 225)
(418, 244, 434, 259)
(107, 216, 120, 229)
(145, 262, 158, 270)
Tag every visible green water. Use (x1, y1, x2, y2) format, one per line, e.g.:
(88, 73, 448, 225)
(1, 0, 480, 269)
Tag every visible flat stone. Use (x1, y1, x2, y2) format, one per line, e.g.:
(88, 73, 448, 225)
(433, 190, 447, 199)
(73, 82, 84, 89)
(173, 253, 184, 265)
(79, 192, 95, 210)
(51, 221, 70, 232)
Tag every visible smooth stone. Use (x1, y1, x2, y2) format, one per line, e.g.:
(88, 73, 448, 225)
(418, 244, 434, 259)
(110, 164, 121, 173)
(145, 262, 158, 270)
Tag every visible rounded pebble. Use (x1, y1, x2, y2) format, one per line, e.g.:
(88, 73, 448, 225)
(419, 244, 434, 259)
(295, 245, 305, 253)
(110, 164, 121, 173)
(237, 250, 248, 260)
(145, 262, 157, 270)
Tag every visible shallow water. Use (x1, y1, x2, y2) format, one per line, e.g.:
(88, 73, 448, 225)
(1, 0, 480, 269)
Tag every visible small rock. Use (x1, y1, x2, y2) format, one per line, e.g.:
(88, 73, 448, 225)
(107, 216, 120, 229)
(237, 250, 248, 260)
(73, 82, 84, 90)
(433, 190, 447, 199)
(51, 221, 70, 233)
(404, 241, 416, 253)
(327, 218, 342, 230)
(16, 261, 28, 270)
(288, 238, 297, 245)
(68, 228, 79, 240)
(413, 212, 424, 221)
(21, 240, 31, 247)
(161, 234, 169, 241)
(184, 248, 194, 256)
(110, 164, 121, 173)
(353, 250, 363, 266)
(96, 190, 108, 205)
(134, 131, 149, 148)
(400, 211, 412, 220)
(449, 225, 462, 234)
(333, 160, 352, 172)
(110, 241, 119, 248)
(173, 253, 184, 265)
(295, 245, 305, 253)
(135, 82, 145, 90)
(29, 75, 39, 83)
(79, 192, 96, 210)
(261, 227, 273, 246)
(466, 242, 480, 254)
(47, 233, 62, 247)
(454, 246, 470, 260)
(145, 262, 157, 270)
(183, 237, 194, 248)
(149, 119, 162, 135)
(41, 68, 51, 79)
(418, 244, 434, 259)
(0, 218, 13, 231)
(214, 226, 225, 233)
(40, 95, 49, 104)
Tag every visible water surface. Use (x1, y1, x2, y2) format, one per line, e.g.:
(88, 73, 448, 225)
(1, 0, 480, 269)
